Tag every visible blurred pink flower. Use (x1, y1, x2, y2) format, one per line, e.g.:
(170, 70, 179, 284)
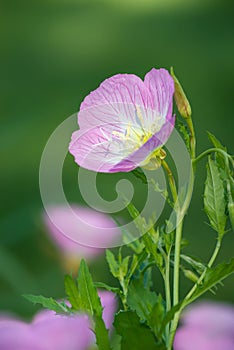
(174, 301, 234, 350)
(0, 291, 117, 350)
(69, 68, 175, 172)
(43, 205, 121, 265)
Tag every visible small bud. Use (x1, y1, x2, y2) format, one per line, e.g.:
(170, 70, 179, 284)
(227, 181, 234, 231)
(170, 67, 192, 119)
(183, 269, 199, 283)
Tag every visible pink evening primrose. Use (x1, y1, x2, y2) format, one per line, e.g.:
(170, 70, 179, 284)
(0, 291, 117, 350)
(174, 301, 234, 350)
(69, 68, 175, 172)
(43, 205, 121, 262)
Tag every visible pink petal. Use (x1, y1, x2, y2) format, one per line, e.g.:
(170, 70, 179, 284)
(69, 68, 175, 173)
(144, 68, 174, 121)
(43, 205, 121, 250)
(98, 291, 118, 330)
(33, 311, 93, 350)
(0, 317, 42, 350)
(181, 302, 234, 335)
(174, 327, 234, 350)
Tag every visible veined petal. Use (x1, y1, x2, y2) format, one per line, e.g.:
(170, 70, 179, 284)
(144, 68, 174, 121)
(69, 124, 137, 172)
(69, 68, 175, 173)
(80, 74, 152, 110)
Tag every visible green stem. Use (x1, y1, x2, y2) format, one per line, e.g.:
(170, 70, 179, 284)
(167, 238, 221, 349)
(184, 239, 221, 303)
(193, 148, 234, 169)
(164, 254, 172, 346)
(173, 219, 183, 307)
(167, 218, 183, 350)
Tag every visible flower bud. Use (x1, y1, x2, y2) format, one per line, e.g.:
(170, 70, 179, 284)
(170, 67, 192, 119)
(183, 269, 199, 283)
(227, 180, 234, 232)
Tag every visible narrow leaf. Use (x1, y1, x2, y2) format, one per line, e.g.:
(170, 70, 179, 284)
(204, 157, 227, 236)
(23, 294, 70, 314)
(64, 275, 80, 310)
(106, 250, 119, 278)
(77, 259, 102, 316)
(95, 315, 112, 350)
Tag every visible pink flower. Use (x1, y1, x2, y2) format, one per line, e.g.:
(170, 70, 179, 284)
(174, 301, 234, 350)
(0, 291, 117, 350)
(43, 205, 121, 265)
(69, 68, 175, 172)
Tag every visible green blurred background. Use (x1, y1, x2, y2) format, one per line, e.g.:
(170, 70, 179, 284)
(1, 0, 234, 319)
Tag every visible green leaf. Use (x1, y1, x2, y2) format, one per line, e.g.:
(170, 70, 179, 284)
(132, 168, 148, 184)
(120, 256, 130, 278)
(122, 230, 145, 254)
(207, 132, 228, 176)
(114, 311, 159, 350)
(23, 294, 70, 314)
(180, 254, 206, 274)
(159, 302, 182, 336)
(177, 120, 190, 152)
(95, 315, 112, 350)
(207, 132, 226, 151)
(64, 275, 80, 310)
(127, 281, 157, 322)
(148, 294, 165, 339)
(77, 260, 111, 350)
(127, 281, 165, 340)
(187, 258, 234, 303)
(204, 157, 227, 236)
(94, 282, 121, 295)
(106, 250, 120, 278)
(77, 259, 103, 316)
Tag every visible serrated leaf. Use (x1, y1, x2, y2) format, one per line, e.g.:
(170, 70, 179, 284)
(121, 256, 130, 277)
(77, 259, 102, 316)
(95, 315, 112, 350)
(64, 275, 80, 310)
(106, 250, 119, 278)
(78, 260, 111, 350)
(177, 120, 190, 152)
(127, 281, 165, 340)
(127, 281, 157, 323)
(114, 311, 159, 350)
(204, 157, 227, 236)
(207, 132, 228, 175)
(23, 294, 70, 314)
(187, 258, 234, 303)
(148, 294, 165, 339)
